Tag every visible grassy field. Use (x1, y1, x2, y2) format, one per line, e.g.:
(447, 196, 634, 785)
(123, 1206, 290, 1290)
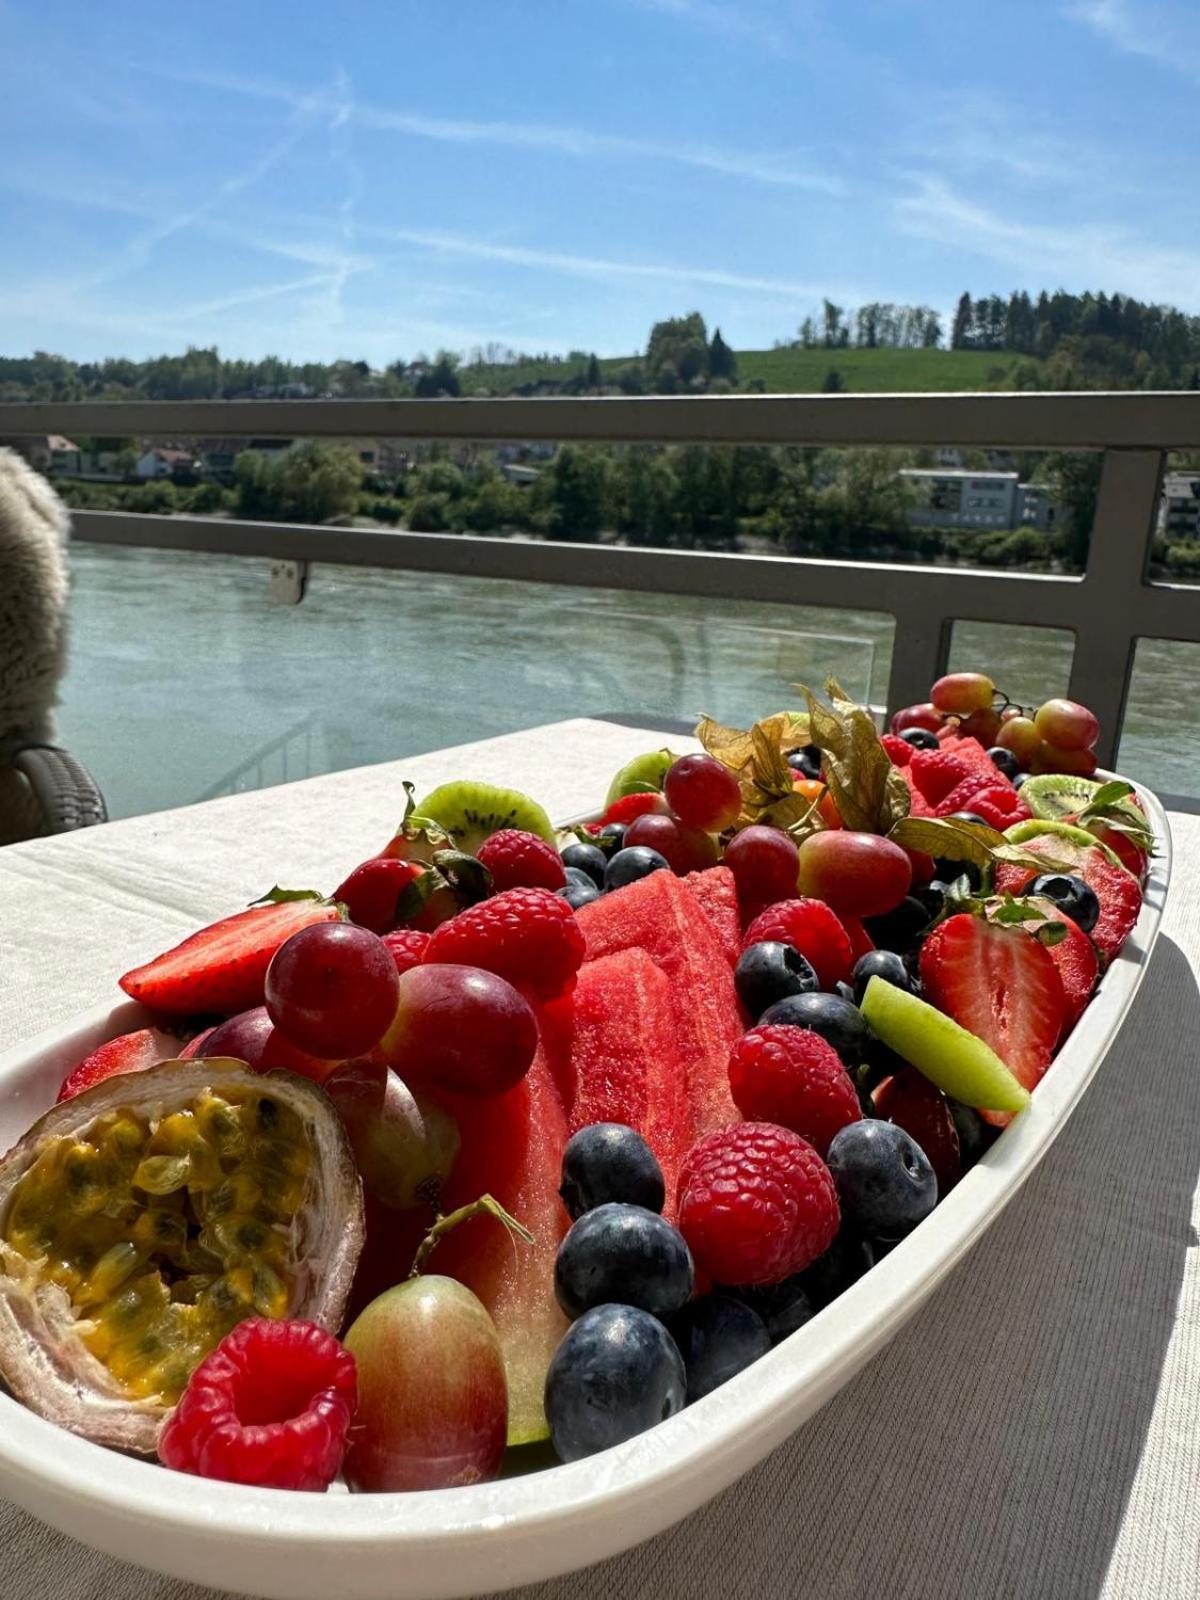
(456, 346, 1032, 396)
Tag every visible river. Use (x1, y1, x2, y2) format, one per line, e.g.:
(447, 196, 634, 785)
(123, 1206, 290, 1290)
(56, 545, 1197, 819)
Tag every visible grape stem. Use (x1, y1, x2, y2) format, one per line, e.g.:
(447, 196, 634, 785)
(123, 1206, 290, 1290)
(409, 1193, 534, 1278)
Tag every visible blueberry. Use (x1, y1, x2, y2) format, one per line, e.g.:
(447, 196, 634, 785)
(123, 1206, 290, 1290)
(558, 879, 601, 910)
(797, 1228, 875, 1308)
(787, 744, 823, 779)
(562, 841, 608, 887)
(604, 845, 670, 891)
(1029, 872, 1100, 935)
(835, 980, 857, 1005)
(735, 941, 819, 1020)
(851, 950, 917, 1006)
(722, 1276, 815, 1344)
(898, 727, 939, 750)
(826, 1119, 938, 1239)
(596, 822, 628, 853)
(947, 811, 987, 828)
(986, 746, 1021, 780)
(565, 864, 599, 888)
(947, 1098, 992, 1172)
(545, 1304, 686, 1462)
(669, 1296, 770, 1401)
(931, 851, 983, 891)
(1012, 771, 1030, 790)
(864, 895, 934, 955)
(758, 992, 872, 1067)
(560, 1123, 665, 1218)
(554, 1203, 693, 1321)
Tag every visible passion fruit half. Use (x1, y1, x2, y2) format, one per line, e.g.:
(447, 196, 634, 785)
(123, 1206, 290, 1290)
(0, 1059, 363, 1454)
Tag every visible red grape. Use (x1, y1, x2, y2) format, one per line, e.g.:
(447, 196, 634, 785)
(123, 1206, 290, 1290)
(795, 831, 912, 918)
(1033, 698, 1100, 752)
(624, 811, 719, 873)
(195, 1005, 339, 1083)
(958, 707, 1002, 746)
(265, 923, 400, 1059)
(325, 1060, 460, 1211)
(1031, 742, 1099, 777)
(723, 825, 800, 905)
(343, 1275, 507, 1491)
(931, 673, 995, 715)
(996, 716, 1041, 765)
(890, 702, 942, 735)
(663, 754, 742, 832)
(377, 964, 538, 1096)
(334, 858, 425, 935)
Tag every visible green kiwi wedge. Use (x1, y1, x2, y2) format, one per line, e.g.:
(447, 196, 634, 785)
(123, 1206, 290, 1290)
(604, 749, 676, 808)
(860, 977, 1031, 1114)
(411, 781, 555, 854)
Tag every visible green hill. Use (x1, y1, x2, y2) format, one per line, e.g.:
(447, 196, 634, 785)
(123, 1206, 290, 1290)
(456, 345, 1031, 396)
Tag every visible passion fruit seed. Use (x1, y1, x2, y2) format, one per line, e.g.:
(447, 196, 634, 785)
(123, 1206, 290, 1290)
(1, 1086, 313, 1405)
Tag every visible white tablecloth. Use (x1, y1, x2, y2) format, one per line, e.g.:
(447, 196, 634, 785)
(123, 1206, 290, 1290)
(2, 718, 1199, 1600)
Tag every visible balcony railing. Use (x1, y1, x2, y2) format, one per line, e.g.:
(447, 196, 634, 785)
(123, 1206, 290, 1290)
(3, 391, 1199, 772)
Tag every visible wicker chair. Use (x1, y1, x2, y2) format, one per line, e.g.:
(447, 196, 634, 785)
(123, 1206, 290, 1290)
(0, 738, 107, 837)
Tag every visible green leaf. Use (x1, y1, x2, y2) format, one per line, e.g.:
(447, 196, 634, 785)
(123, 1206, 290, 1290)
(803, 683, 907, 835)
(887, 816, 1002, 870)
(250, 886, 325, 906)
(1034, 922, 1069, 947)
(1086, 780, 1135, 809)
(991, 896, 1048, 926)
(431, 850, 494, 906)
(393, 867, 442, 926)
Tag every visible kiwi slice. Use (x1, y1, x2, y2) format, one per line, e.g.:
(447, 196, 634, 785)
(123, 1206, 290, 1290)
(604, 749, 676, 808)
(1021, 774, 1102, 822)
(1003, 818, 1124, 869)
(411, 781, 555, 854)
(860, 977, 1031, 1114)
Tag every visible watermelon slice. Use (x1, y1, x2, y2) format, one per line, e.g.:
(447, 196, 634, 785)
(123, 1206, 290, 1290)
(684, 866, 741, 965)
(576, 871, 742, 1141)
(569, 950, 688, 1211)
(433, 1042, 570, 1446)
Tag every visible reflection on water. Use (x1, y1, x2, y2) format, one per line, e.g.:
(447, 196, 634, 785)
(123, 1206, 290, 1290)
(55, 545, 1196, 818)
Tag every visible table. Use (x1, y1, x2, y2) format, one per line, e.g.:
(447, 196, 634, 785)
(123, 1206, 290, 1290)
(2, 718, 1199, 1600)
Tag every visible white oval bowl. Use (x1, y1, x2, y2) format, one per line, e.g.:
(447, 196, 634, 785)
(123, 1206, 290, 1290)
(0, 782, 1172, 1600)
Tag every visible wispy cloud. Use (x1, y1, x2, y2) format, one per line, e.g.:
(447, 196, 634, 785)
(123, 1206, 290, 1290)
(147, 65, 846, 196)
(1065, 1, 1200, 79)
(895, 173, 1200, 309)
(622, 0, 810, 57)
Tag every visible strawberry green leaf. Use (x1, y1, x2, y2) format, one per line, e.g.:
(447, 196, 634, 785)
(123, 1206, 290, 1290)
(991, 896, 1049, 925)
(431, 850, 494, 905)
(1033, 922, 1069, 947)
(1085, 780, 1135, 809)
(251, 886, 327, 906)
(393, 867, 442, 925)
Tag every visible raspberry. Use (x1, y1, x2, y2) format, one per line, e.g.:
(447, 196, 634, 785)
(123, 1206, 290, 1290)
(424, 885, 586, 998)
(741, 898, 854, 991)
(382, 927, 431, 976)
(476, 828, 568, 894)
(158, 1319, 356, 1490)
(678, 1122, 840, 1286)
(966, 793, 1032, 830)
(909, 749, 970, 806)
(935, 775, 1017, 819)
(728, 1026, 861, 1155)
(879, 733, 912, 767)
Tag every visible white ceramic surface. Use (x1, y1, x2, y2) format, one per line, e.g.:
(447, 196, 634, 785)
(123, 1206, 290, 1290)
(0, 785, 1172, 1600)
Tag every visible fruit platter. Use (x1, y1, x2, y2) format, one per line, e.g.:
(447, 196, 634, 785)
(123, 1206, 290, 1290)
(0, 675, 1171, 1600)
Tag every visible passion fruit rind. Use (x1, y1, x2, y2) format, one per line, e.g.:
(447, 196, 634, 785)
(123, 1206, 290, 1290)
(0, 1059, 363, 1456)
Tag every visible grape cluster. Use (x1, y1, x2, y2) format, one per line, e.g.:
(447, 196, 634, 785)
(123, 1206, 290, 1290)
(891, 673, 1101, 782)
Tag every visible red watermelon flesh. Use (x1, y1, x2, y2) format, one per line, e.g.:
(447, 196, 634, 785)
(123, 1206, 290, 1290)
(576, 870, 742, 1141)
(433, 1042, 570, 1445)
(684, 866, 741, 965)
(938, 733, 1011, 784)
(569, 949, 688, 1212)
(994, 838, 1142, 964)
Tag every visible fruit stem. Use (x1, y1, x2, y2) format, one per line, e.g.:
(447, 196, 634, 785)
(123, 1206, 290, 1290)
(409, 1193, 534, 1278)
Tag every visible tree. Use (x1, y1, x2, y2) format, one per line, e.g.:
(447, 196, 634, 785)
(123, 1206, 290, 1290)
(414, 354, 460, 397)
(618, 450, 678, 546)
(822, 300, 844, 348)
(798, 316, 817, 348)
(821, 368, 845, 393)
(950, 293, 973, 349)
(585, 353, 602, 389)
(234, 442, 362, 523)
(1035, 452, 1101, 570)
(708, 327, 738, 382)
(538, 445, 611, 540)
(646, 313, 709, 390)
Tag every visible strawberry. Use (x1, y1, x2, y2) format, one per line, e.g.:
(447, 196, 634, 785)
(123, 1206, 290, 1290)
(910, 749, 970, 807)
(57, 1027, 182, 1102)
(119, 895, 342, 1016)
(919, 914, 1067, 1127)
(873, 1068, 961, 1193)
(596, 792, 670, 828)
(1015, 897, 1099, 1034)
(994, 842, 1142, 966)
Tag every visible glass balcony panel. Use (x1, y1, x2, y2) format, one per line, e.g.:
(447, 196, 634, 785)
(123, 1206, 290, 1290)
(1117, 639, 1200, 802)
(946, 621, 1075, 710)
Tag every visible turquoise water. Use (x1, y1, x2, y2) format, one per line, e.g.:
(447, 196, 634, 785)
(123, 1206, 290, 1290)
(56, 545, 1196, 818)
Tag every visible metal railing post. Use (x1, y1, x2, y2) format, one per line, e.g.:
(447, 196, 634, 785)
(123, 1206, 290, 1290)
(884, 612, 953, 722)
(1068, 449, 1164, 769)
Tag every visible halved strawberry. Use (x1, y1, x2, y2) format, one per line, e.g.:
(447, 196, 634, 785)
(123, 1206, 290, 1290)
(1066, 813, 1149, 884)
(873, 1067, 961, 1193)
(57, 1027, 182, 1102)
(919, 914, 1066, 1128)
(1014, 897, 1099, 1034)
(994, 841, 1141, 966)
(119, 894, 342, 1016)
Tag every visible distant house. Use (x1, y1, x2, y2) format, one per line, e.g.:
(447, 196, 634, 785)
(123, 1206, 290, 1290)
(901, 470, 1020, 530)
(1159, 471, 1200, 539)
(136, 446, 196, 481)
(499, 463, 541, 486)
(0, 435, 81, 476)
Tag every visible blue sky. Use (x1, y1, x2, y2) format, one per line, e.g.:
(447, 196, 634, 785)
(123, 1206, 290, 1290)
(1, 0, 1197, 364)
